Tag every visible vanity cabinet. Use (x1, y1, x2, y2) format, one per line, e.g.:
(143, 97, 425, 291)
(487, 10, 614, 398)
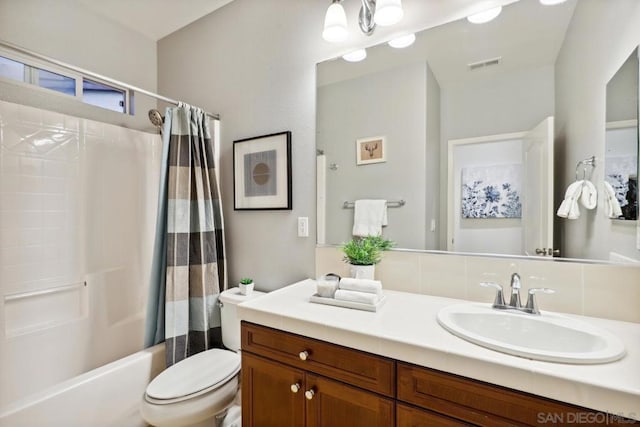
(241, 322, 395, 427)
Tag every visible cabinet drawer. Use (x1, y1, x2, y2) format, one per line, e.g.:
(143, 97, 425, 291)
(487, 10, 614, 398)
(241, 322, 395, 397)
(397, 403, 476, 427)
(398, 362, 636, 427)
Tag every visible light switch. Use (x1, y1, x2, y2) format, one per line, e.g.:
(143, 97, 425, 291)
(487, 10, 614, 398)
(297, 217, 309, 237)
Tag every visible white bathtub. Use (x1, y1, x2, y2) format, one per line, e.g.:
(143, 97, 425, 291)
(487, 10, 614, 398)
(0, 343, 166, 427)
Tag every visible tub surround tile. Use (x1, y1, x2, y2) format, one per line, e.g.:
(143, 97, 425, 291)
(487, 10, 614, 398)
(239, 280, 640, 419)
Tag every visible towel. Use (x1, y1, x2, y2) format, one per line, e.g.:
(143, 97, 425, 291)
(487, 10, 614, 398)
(556, 180, 583, 219)
(580, 180, 597, 210)
(603, 181, 623, 219)
(338, 278, 383, 296)
(334, 289, 379, 305)
(352, 199, 388, 237)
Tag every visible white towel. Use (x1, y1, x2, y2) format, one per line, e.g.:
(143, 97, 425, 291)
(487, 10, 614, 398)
(352, 199, 388, 237)
(603, 181, 623, 219)
(334, 289, 379, 305)
(580, 180, 597, 210)
(338, 278, 382, 296)
(556, 180, 583, 219)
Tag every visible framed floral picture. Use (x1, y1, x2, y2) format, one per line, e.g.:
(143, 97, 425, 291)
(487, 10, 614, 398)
(461, 164, 522, 218)
(233, 131, 292, 210)
(356, 136, 386, 165)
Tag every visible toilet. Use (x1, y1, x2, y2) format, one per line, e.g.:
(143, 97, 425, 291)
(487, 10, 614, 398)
(141, 287, 265, 427)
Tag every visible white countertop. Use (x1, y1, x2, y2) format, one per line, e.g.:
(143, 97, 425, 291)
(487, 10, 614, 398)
(237, 279, 640, 420)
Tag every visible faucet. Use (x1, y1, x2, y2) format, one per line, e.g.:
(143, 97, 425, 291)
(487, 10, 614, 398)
(480, 273, 555, 315)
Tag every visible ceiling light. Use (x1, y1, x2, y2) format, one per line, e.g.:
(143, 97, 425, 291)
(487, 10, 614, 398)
(374, 0, 404, 26)
(322, 0, 348, 43)
(388, 33, 415, 49)
(342, 49, 367, 62)
(540, 0, 567, 4)
(467, 6, 502, 24)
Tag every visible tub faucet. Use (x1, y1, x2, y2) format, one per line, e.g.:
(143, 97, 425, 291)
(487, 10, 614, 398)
(508, 273, 522, 309)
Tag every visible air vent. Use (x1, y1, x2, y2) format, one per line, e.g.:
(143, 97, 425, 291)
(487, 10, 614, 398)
(468, 57, 502, 71)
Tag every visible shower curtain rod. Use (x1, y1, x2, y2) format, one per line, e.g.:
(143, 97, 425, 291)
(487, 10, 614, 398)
(0, 39, 220, 121)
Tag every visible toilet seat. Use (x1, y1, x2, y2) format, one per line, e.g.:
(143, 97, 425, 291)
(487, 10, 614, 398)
(145, 348, 240, 405)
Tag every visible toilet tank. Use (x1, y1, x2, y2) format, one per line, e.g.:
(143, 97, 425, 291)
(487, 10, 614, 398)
(219, 288, 265, 351)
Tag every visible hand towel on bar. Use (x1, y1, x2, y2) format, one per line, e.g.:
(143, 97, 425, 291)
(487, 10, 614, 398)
(334, 289, 379, 305)
(604, 181, 623, 219)
(556, 180, 583, 219)
(580, 180, 597, 210)
(338, 278, 383, 296)
(352, 199, 388, 236)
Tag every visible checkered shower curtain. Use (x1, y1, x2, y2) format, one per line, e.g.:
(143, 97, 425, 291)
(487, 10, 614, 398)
(145, 103, 227, 366)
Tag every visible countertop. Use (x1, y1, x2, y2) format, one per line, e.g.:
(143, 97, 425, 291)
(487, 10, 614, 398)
(237, 279, 640, 420)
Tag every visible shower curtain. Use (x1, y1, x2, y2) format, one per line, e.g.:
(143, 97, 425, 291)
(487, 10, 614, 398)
(144, 103, 227, 366)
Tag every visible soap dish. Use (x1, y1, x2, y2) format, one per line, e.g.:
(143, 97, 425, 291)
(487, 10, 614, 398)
(309, 293, 386, 312)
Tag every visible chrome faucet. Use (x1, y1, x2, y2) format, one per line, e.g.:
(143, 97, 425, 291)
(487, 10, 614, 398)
(480, 273, 555, 315)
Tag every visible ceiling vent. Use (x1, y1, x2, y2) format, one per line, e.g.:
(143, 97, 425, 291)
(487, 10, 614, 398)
(468, 57, 502, 71)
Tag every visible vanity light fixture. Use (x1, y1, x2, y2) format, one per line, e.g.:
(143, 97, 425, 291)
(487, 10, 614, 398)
(322, 0, 404, 42)
(467, 6, 502, 24)
(342, 48, 367, 62)
(388, 33, 415, 48)
(322, 0, 349, 43)
(539, 0, 567, 4)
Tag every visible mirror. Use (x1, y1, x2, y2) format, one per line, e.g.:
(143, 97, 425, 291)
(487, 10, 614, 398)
(605, 48, 638, 222)
(316, 0, 640, 263)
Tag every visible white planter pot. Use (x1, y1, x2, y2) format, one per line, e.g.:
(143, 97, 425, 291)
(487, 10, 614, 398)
(349, 264, 375, 280)
(239, 282, 254, 295)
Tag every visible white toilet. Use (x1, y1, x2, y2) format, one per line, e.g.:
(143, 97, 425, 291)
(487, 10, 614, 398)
(141, 288, 264, 427)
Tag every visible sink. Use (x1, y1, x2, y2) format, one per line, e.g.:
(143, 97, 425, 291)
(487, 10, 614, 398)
(437, 304, 626, 364)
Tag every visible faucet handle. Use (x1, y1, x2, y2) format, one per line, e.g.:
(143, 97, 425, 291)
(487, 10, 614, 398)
(479, 282, 506, 308)
(524, 287, 555, 315)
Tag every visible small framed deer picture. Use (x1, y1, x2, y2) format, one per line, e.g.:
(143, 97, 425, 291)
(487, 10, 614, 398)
(355, 136, 386, 165)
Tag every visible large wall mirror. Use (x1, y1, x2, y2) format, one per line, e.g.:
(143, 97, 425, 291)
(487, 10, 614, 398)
(316, 0, 640, 264)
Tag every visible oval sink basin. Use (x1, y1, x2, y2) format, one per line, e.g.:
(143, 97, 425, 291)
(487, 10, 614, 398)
(437, 304, 626, 364)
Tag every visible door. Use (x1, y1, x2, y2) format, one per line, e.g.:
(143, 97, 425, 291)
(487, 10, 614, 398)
(522, 116, 554, 257)
(242, 352, 305, 427)
(305, 373, 394, 427)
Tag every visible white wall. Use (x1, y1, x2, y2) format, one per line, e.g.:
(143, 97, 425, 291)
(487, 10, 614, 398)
(0, 0, 158, 130)
(555, 0, 640, 260)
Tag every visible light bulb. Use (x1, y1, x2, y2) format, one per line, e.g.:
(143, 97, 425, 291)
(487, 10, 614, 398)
(374, 0, 403, 27)
(342, 49, 367, 62)
(467, 6, 502, 24)
(540, 0, 567, 4)
(388, 33, 416, 49)
(322, 2, 348, 43)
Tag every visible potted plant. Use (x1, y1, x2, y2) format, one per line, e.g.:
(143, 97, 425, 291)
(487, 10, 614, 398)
(341, 236, 394, 279)
(239, 278, 254, 295)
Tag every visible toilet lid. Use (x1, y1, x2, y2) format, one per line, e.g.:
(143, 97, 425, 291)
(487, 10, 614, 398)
(146, 349, 240, 401)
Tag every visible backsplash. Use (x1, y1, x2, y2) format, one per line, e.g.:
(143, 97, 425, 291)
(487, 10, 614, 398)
(316, 246, 640, 323)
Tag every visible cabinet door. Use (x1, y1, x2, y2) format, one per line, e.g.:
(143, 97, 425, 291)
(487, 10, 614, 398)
(305, 373, 394, 427)
(242, 352, 305, 427)
(397, 403, 476, 427)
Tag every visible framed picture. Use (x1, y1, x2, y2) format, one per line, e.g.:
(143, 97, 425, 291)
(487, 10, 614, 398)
(233, 131, 292, 210)
(356, 136, 386, 165)
(461, 163, 522, 219)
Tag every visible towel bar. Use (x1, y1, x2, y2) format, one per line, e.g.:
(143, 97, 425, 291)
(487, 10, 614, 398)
(343, 200, 406, 209)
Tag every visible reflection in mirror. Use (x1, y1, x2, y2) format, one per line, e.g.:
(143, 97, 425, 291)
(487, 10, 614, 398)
(316, 0, 640, 263)
(605, 48, 639, 222)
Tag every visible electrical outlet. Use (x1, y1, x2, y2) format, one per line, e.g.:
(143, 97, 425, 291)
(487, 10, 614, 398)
(297, 217, 309, 237)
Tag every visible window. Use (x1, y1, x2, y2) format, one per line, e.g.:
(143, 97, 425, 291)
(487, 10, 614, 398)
(83, 79, 126, 113)
(37, 68, 76, 96)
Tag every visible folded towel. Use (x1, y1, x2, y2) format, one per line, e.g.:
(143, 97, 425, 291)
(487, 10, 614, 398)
(338, 278, 382, 296)
(352, 199, 387, 237)
(334, 289, 380, 305)
(557, 180, 583, 219)
(604, 181, 623, 219)
(580, 180, 597, 210)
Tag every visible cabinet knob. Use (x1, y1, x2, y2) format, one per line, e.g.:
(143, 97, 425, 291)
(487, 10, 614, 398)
(299, 350, 309, 361)
(305, 389, 315, 400)
(290, 383, 301, 393)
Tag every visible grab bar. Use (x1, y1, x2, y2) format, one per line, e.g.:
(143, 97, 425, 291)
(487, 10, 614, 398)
(4, 282, 86, 302)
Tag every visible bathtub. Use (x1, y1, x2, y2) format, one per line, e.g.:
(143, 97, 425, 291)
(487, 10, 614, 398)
(0, 343, 166, 427)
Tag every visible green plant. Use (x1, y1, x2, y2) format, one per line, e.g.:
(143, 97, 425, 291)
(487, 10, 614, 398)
(239, 278, 253, 285)
(341, 236, 394, 266)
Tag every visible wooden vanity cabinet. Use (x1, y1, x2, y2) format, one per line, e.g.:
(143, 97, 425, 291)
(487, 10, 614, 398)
(241, 322, 395, 427)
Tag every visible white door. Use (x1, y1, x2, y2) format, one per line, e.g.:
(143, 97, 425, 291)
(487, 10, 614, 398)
(522, 116, 554, 256)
